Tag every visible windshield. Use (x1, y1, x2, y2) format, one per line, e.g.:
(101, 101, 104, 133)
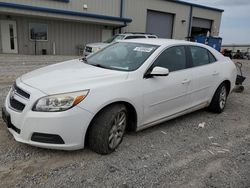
(104, 35, 125, 43)
(87, 42, 158, 71)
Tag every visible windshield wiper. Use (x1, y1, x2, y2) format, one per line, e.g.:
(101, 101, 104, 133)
(91, 64, 112, 70)
(81, 57, 88, 64)
(81, 57, 111, 70)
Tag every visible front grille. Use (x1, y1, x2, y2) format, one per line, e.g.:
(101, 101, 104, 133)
(13, 83, 30, 99)
(8, 83, 29, 112)
(9, 98, 25, 112)
(85, 46, 92, 53)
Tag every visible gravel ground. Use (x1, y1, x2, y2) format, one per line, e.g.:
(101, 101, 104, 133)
(0, 55, 249, 188)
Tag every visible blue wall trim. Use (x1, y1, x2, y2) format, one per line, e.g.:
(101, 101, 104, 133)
(0, 2, 132, 23)
(167, 0, 224, 12)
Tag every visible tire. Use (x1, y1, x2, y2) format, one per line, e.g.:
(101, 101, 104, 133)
(208, 83, 228, 113)
(87, 104, 127, 154)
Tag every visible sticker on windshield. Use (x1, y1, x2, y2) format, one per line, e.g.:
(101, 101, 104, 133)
(133, 47, 154, 53)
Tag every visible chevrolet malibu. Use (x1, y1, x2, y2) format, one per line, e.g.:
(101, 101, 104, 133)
(2, 39, 237, 154)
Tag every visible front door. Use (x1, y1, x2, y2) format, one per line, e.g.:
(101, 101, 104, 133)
(1, 20, 18, 53)
(143, 46, 192, 126)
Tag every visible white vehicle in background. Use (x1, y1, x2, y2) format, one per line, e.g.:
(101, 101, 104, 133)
(84, 32, 157, 56)
(2, 39, 237, 154)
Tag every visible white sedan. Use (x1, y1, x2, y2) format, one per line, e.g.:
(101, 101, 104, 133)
(2, 39, 237, 154)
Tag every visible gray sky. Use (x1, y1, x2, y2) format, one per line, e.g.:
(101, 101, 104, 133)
(185, 0, 250, 44)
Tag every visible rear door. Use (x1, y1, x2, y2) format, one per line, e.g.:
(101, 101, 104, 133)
(142, 46, 192, 125)
(187, 46, 219, 106)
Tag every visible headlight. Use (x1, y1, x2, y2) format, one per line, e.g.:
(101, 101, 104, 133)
(33, 90, 89, 112)
(92, 47, 101, 53)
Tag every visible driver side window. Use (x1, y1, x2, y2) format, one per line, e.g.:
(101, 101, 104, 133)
(153, 46, 187, 72)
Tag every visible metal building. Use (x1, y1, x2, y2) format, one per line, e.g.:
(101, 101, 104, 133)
(0, 0, 223, 55)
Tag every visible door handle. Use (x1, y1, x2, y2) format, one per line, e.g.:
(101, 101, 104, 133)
(182, 79, 191, 84)
(212, 71, 219, 76)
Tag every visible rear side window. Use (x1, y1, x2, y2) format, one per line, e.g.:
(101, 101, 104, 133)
(190, 46, 209, 66)
(208, 51, 217, 63)
(125, 36, 146, 39)
(153, 46, 187, 72)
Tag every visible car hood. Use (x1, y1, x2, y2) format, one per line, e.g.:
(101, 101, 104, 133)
(20, 59, 128, 94)
(86, 43, 109, 49)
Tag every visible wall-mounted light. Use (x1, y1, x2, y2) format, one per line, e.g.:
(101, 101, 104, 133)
(181, 20, 186, 24)
(83, 4, 88, 10)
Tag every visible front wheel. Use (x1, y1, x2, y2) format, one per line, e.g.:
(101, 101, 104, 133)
(87, 104, 127, 154)
(208, 83, 228, 113)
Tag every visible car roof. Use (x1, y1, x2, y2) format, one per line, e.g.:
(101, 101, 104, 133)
(119, 38, 207, 47)
(119, 38, 224, 60)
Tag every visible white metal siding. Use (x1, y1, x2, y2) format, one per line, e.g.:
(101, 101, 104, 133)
(3, 16, 102, 55)
(123, 0, 190, 39)
(0, 6, 123, 26)
(123, 0, 222, 39)
(192, 7, 222, 36)
(0, 0, 223, 55)
(0, 0, 120, 17)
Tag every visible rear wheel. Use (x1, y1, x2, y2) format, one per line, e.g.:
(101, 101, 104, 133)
(87, 104, 127, 154)
(209, 83, 228, 113)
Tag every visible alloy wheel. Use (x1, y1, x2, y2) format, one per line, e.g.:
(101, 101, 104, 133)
(108, 111, 127, 149)
(219, 86, 227, 109)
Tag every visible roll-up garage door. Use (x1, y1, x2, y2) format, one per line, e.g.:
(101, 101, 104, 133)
(191, 17, 212, 37)
(192, 17, 212, 29)
(146, 10, 174, 38)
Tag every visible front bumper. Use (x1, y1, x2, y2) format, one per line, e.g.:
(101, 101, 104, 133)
(2, 81, 94, 150)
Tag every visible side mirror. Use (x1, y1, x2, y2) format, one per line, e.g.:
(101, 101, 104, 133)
(148, 66, 169, 77)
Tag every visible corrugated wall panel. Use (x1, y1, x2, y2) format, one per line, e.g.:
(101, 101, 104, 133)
(0, 0, 120, 17)
(124, 0, 190, 39)
(13, 16, 101, 55)
(192, 7, 222, 36)
(0, 23, 2, 52)
(123, 0, 222, 39)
